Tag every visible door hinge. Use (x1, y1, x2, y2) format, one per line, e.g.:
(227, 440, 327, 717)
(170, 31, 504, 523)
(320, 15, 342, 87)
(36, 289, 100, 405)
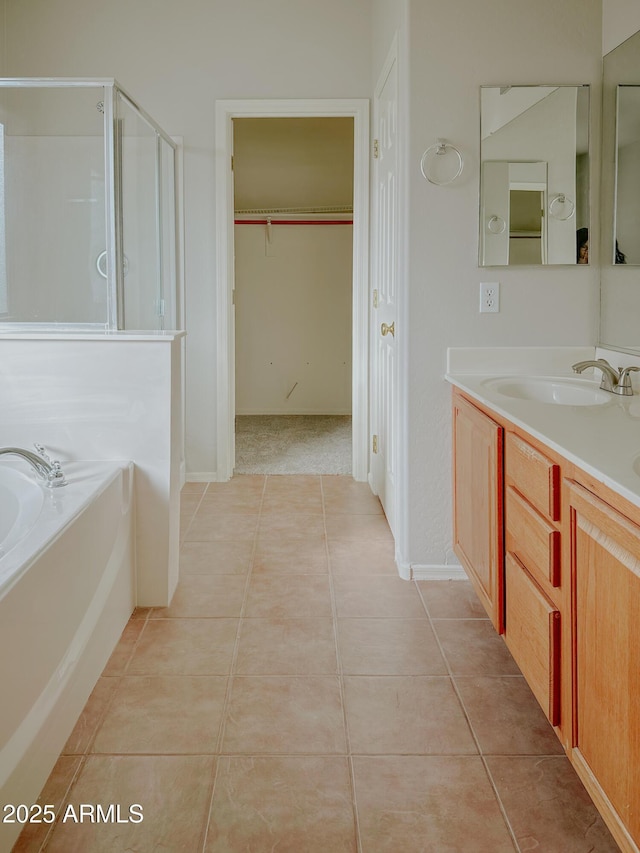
(231, 155, 234, 171)
(373, 139, 379, 159)
(373, 289, 378, 309)
(372, 434, 378, 454)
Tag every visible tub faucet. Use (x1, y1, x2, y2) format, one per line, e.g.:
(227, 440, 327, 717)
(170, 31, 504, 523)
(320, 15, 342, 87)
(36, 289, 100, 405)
(0, 445, 66, 487)
(572, 358, 640, 396)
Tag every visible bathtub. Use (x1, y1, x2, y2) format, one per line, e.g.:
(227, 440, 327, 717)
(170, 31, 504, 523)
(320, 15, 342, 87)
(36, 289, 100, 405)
(0, 459, 135, 852)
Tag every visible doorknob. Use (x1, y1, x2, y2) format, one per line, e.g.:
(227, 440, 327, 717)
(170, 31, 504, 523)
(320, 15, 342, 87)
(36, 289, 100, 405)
(381, 321, 395, 337)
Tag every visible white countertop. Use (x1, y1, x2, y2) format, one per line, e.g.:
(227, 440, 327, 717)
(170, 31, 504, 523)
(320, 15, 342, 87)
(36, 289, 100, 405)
(446, 347, 640, 511)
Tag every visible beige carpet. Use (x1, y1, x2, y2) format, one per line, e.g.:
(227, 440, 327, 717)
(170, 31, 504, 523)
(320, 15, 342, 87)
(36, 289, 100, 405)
(234, 415, 352, 475)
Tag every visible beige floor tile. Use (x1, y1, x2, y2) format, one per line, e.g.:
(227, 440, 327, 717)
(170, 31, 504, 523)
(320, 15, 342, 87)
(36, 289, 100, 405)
(244, 574, 332, 619)
(181, 482, 208, 494)
(344, 676, 477, 755)
(325, 512, 393, 541)
(455, 676, 565, 755)
(321, 476, 383, 515)
(264, 474, 323, 497)
(12, 755, 82, 853)
(92, 676, 228, 754)
(127, 618, 238, 675)
(153, 574, 247, 618)
(235, 618, 337, 675)
(328, 538, 397, 574)
(180, 493, 202, 517)
(131, 606, 152, 619)
(353, 755, 516, 852)
(487, 755, 619, 852)
(261, 493, 324, 514)
(333, 575, 427, 618)
(63, 677, 119, 755)
(257, 512, 326, 540)
(253, 538, 328, 573)
(222, 676, 346, 754)
(44, 755, 216, 853)
(205, 756, 357, 852)
(180, 540, 254, 575)
(337, 618, 447, 675)
(432, 618, 522, 676)
(186, 512, 259, 542)
(206, 475, 266, 496)
(196, 491, 263, 514)
(101, 617, 145, 675)
(417, 578, 489, 619)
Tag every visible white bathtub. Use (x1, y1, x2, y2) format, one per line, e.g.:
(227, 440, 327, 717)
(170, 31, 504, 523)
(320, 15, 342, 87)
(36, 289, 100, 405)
(0, 459, 135, 852)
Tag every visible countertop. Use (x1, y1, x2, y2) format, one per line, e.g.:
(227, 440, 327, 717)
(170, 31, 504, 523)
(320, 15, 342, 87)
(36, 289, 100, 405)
(446, 350, 640, 511)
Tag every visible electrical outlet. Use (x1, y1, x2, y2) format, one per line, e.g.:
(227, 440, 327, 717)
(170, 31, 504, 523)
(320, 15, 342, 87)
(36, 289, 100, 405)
(480, 281, 500, 313)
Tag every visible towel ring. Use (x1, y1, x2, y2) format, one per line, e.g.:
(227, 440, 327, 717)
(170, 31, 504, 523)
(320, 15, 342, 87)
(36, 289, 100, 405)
(548, 193, 575, 221)
(487, 215, 506, 234)
(420, 140, 464, 186)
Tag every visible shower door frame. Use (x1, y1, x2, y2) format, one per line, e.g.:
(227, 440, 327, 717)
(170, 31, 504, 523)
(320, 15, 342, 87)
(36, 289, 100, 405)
(214, 98, 370, 482)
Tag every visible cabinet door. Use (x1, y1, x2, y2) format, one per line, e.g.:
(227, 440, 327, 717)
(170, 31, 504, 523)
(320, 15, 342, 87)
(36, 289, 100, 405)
(452, 393, 504, 632)
(569, 481, 640, 842)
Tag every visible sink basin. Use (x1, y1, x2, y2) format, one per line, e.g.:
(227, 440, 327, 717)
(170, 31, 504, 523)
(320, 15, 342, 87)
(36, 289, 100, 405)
(482, 376, 611, 406)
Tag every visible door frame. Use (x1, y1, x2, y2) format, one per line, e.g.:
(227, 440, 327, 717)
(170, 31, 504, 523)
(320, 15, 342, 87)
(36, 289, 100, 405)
(214, 98, 370, 481)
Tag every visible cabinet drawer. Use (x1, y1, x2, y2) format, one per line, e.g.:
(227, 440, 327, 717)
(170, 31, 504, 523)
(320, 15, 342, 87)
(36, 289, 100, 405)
(506, 486, 561, 588)
(505, 553, 561, 726)
(506, 433, 560, 521)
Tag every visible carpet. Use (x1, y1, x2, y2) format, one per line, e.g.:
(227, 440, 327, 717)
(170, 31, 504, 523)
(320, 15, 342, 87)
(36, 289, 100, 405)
(234, 415, 352, 475)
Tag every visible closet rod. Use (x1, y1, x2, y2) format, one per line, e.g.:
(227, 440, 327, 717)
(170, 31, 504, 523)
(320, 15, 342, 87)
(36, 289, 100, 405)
(234, 218, 353, 226)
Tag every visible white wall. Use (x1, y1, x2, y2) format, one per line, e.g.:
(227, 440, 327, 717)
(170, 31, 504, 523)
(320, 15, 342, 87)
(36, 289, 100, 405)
(3, 0, 373, 477)
(603, 0, 640, 53)
(401, 0, 602, 569)
(235, 224, 353, 414)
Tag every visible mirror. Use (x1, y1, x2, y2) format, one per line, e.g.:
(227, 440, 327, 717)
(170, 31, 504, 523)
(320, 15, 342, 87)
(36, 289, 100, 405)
(479, 85, 590, 266)
(601, 29, 640, 352)
(614, 86, 640, 264)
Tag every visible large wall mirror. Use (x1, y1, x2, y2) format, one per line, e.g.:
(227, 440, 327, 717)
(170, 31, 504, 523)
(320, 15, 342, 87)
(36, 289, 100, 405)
(601, 30, 640, 352)
(479, 85, 590, 266)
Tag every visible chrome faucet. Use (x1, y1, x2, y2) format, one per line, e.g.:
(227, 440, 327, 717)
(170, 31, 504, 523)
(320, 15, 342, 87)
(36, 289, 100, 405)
(0, 444, 66, 487)
(572, 358, 640, 396)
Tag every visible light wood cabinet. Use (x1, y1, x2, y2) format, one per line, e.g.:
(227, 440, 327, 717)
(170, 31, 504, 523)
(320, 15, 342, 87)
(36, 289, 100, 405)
(568, 480, 640, 849)
(452, 387, 640, 852)
(452, 392, 504, 632)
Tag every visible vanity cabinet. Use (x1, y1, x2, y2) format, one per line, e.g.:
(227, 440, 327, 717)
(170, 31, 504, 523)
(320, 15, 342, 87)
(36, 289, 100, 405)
(451, 387, 640, 853)
(568, 480, 640, 847)
(452, 392, 504, 632)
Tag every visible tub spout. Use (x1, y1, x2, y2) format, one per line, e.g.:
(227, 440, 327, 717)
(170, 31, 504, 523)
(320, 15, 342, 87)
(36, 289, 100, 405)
(0, 446, 66, 488)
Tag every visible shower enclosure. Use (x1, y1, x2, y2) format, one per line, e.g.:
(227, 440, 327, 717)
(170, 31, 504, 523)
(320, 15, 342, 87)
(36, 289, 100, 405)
(0, 79, 178, 330)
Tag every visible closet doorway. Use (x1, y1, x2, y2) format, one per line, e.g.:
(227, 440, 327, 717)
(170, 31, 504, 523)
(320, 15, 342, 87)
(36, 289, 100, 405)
(215, 100, 370, 482)
(233, 117, 353, 474)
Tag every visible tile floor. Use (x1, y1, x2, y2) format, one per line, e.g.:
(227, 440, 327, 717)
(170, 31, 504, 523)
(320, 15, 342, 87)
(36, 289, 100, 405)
(15, 475, 619, 852)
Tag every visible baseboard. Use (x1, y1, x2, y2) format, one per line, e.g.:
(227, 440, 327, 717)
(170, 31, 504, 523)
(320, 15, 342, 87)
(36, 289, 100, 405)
(410, 563, 469, 581)
(185, 472, 218, 482)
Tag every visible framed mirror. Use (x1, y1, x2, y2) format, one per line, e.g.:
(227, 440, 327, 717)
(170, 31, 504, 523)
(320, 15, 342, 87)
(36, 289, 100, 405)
(479, 85, 590, 266)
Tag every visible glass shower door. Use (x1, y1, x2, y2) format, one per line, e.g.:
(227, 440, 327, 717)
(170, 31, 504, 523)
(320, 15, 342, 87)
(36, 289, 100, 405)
(117, 91, 162, 330)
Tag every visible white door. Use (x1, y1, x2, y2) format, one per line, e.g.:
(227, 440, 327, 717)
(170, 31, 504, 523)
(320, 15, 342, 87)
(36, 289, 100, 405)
(371, 52, 398, 533)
